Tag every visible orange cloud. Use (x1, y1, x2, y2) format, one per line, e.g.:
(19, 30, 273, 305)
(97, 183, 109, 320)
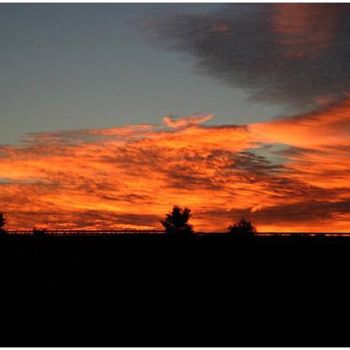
(1, 103, 350, 233)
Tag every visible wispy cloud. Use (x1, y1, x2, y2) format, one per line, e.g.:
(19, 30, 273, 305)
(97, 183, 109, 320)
(162, 113, 213, 129)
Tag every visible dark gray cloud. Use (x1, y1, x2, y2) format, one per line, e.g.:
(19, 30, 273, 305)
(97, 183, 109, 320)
(145, 4, 350, 113)
(205, 197, 350, 229)
(249, 199, 350, 226)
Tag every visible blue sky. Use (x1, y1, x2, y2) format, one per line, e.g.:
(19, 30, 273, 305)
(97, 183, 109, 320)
(0, 4, 285, 145)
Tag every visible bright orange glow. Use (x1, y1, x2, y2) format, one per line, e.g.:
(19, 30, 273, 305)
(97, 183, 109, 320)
(1, 104, 350, 232)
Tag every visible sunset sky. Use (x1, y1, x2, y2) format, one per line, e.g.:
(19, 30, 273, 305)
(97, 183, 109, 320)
(1, 3, 350, 232)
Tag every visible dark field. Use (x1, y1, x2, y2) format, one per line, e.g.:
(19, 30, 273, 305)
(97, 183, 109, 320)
(1, 234, 350, 346)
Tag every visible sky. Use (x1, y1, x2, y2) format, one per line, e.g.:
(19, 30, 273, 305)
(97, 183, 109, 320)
(0, 3, 285, 145)
(1, 3, 350, 232)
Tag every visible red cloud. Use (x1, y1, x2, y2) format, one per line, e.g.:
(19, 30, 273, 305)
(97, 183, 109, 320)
(1, 103, 350, 233)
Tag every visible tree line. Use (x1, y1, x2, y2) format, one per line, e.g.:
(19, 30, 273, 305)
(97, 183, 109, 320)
(0, 206, 257, 238)
(161, 205, 256, 237)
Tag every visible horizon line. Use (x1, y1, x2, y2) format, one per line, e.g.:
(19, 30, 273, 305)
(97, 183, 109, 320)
(3, 229, 350, 236)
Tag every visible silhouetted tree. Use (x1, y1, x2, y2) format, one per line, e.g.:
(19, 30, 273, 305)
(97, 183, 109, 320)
(228, 217, 257, 238)
(161, 205, 194, 236)
(0, 212, 7, 236)
(33, 227, 47, 238)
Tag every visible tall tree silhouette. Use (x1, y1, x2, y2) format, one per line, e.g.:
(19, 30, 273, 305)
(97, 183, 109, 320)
(228, 217, 257, 238)
(161, 206, 194, 236)
(0, 212, 7, 235)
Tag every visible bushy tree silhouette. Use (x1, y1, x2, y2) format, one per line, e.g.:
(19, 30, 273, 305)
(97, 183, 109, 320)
(0, 212, 7, 235)
(228, 217, 257, 238)
(161, 205, 194, 236)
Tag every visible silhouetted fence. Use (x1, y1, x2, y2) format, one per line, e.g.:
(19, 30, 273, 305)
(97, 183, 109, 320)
(5, 229, 165, 236)
(2, 230, 349, 237)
